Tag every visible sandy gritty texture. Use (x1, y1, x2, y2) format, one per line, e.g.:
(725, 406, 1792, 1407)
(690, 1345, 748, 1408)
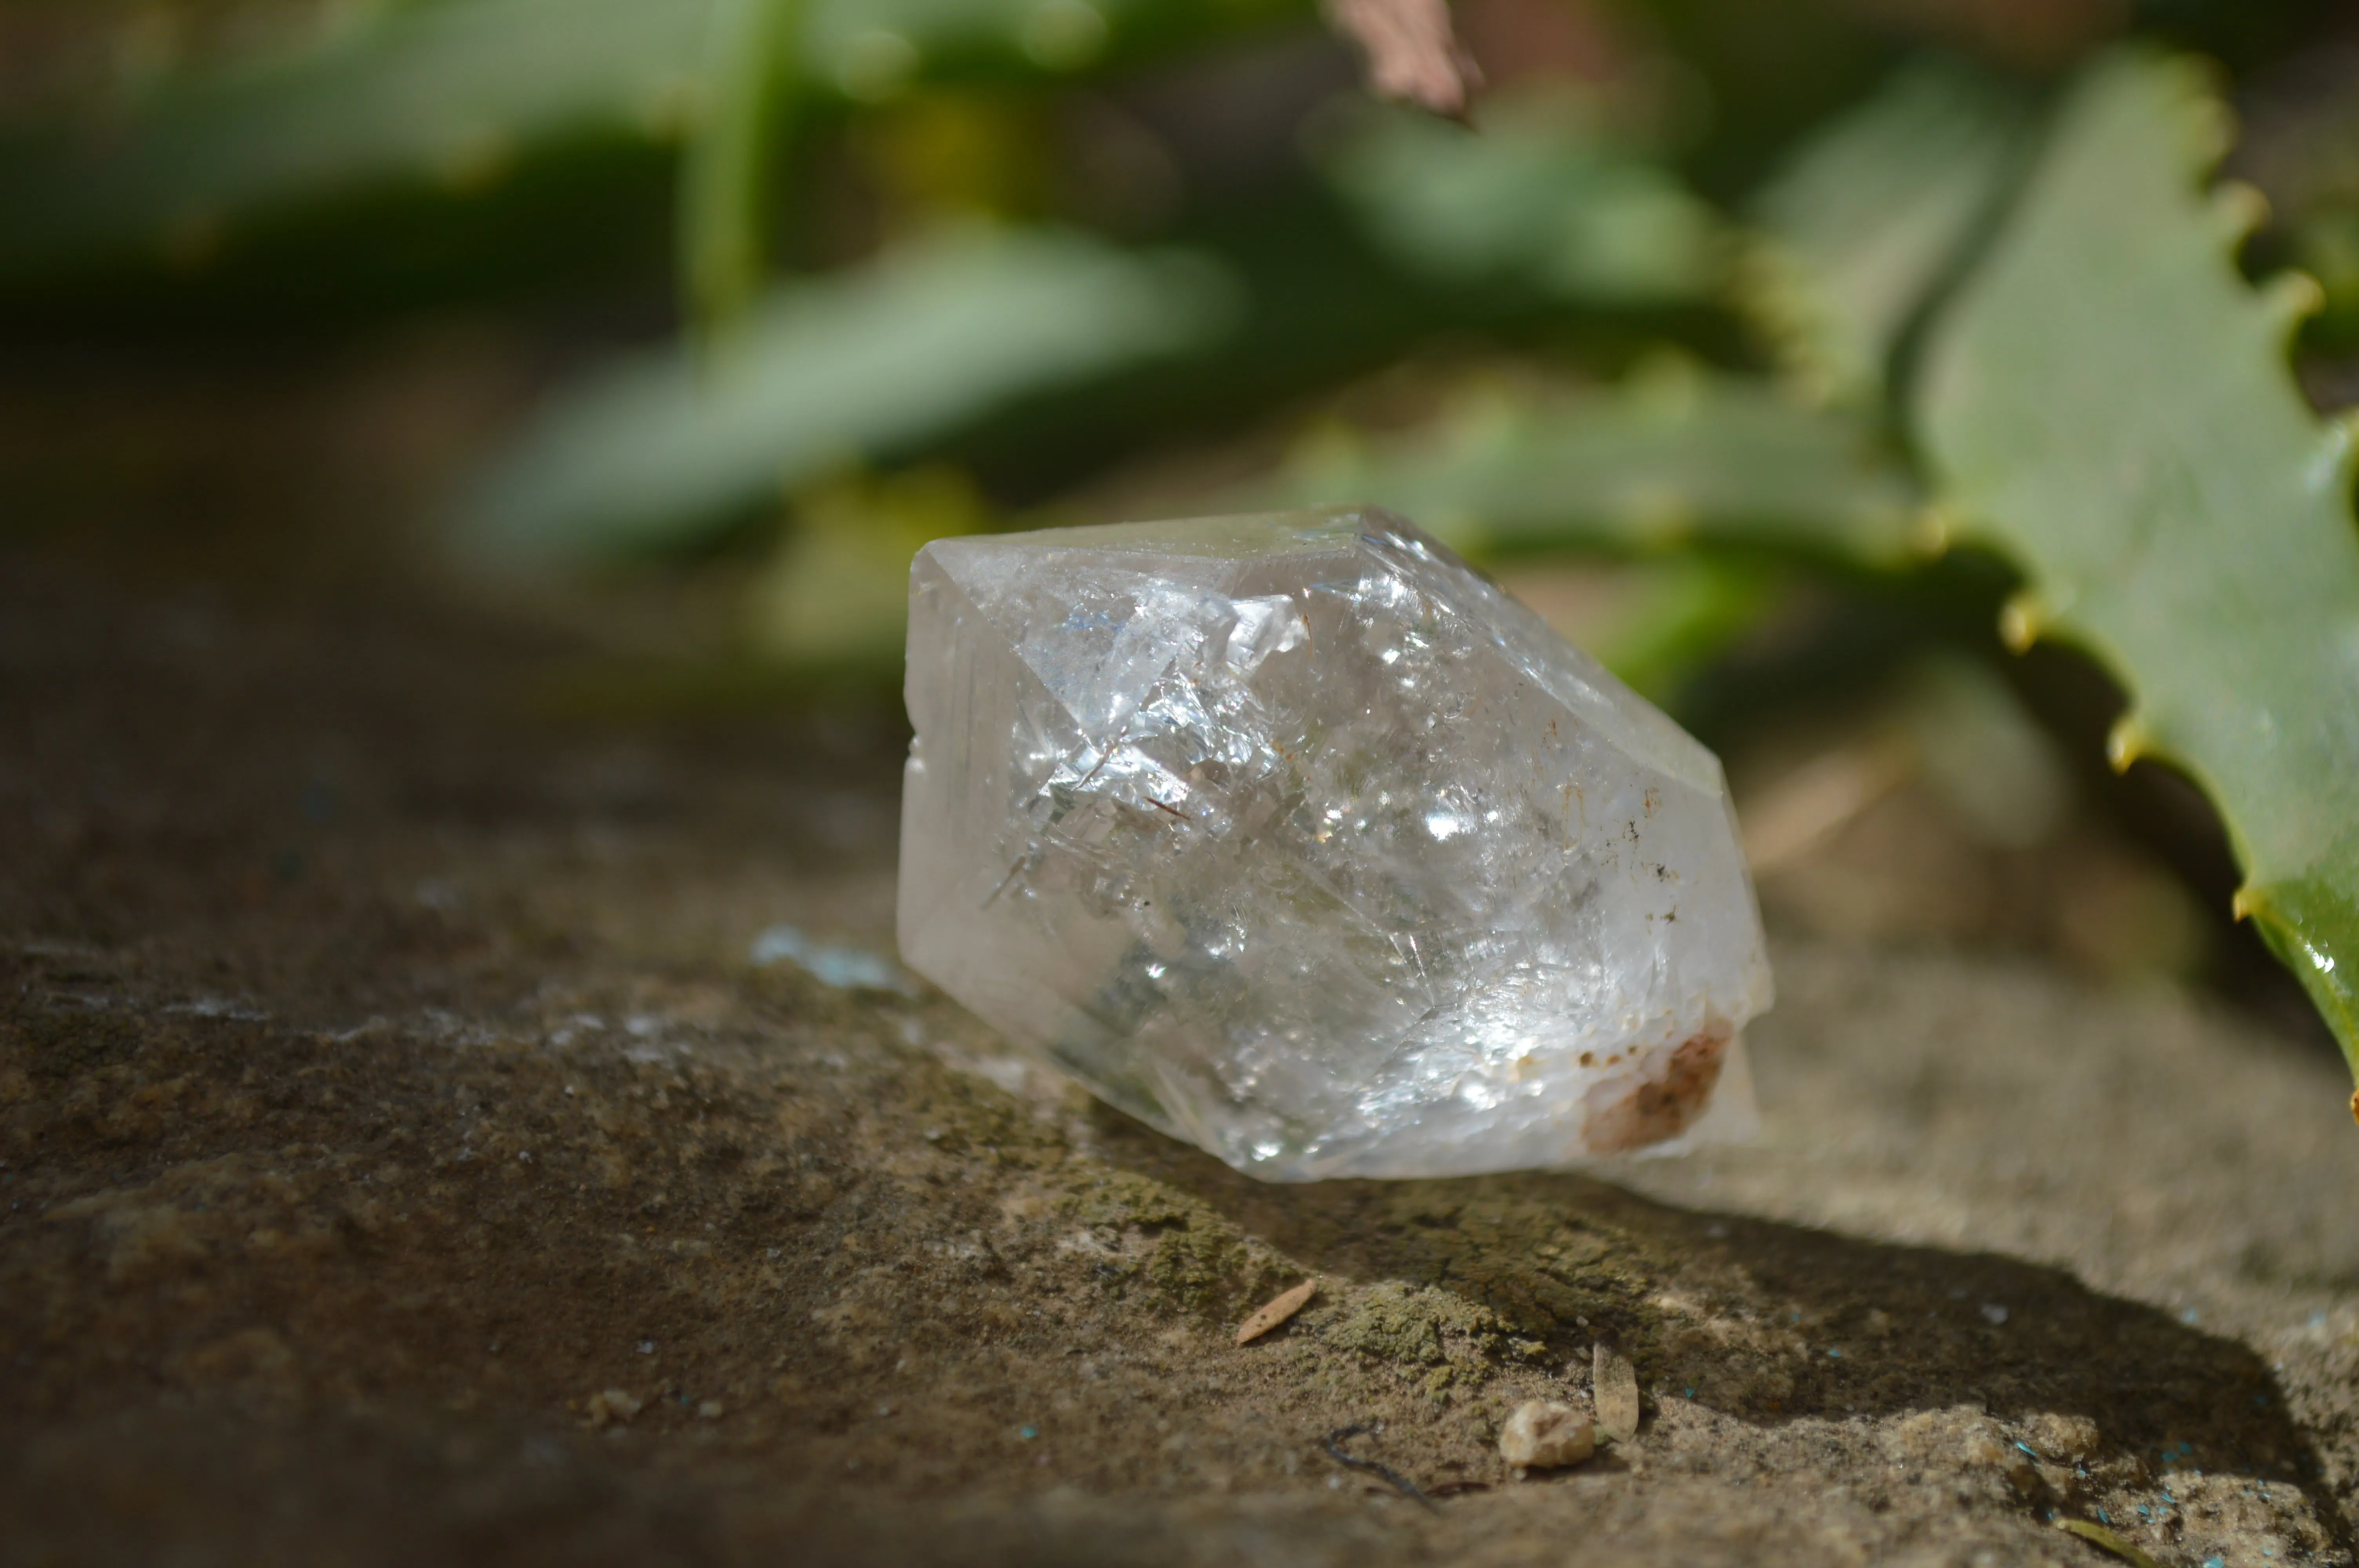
(6, 548, 2359, 1568)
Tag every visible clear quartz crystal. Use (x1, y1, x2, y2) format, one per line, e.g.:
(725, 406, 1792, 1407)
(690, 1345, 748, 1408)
(896, 507, 1771, 1181)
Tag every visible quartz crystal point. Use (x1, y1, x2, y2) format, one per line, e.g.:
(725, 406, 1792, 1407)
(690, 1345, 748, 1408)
(896, 507, 1771, 1181)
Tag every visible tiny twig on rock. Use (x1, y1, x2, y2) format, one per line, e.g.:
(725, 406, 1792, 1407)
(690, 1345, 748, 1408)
(1322, 1421, 1439, 1510)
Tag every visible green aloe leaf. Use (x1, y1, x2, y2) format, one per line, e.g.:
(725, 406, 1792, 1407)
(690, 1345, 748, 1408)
(0, 0, 1265, 282)
(460, 226, 1239, 563)
(1739, 60, 2031, 408)
(1260, 367, 1925, 566)
(1914, 50, 2359, 1085)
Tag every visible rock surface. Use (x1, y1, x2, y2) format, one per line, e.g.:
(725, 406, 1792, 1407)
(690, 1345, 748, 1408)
(5, 548, 2359, 1568)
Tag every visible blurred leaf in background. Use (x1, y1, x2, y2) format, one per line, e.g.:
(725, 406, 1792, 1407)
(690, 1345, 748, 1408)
(1316, 86, 1721, 305)
(0, 0, 712, 281)
(1737, 58, 2030, 409)
(0, 0, 1289, 285)
(1487, 552, 1781, 701)
(461, 225, 1239, 563)
(1256, 359, 1925, 565)
(747, 463, 990, 667)
(680, 0, 805, 339)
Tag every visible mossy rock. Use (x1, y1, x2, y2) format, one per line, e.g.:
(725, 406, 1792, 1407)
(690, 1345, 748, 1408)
(1312, 1281, 1506, 1368)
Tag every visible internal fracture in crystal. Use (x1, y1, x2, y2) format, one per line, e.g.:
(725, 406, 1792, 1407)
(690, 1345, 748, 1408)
(896, 507, 1771, 1180)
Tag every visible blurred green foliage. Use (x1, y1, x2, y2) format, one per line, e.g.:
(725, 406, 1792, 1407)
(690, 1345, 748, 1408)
(1254, 361, 1923, 565)
(1316, 92, 1721, 305)
(3, 0, 2357, 1084)
(464, 225, 1239, 559)
(680, 0, 806, 338)
(1736, 59, 2031, 409)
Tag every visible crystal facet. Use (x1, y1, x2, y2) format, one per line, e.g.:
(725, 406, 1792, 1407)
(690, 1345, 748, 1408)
(896, 508, 1771, 1180)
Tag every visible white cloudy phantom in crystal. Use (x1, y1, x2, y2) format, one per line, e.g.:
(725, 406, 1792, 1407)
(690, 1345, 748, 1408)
(896, 508, 1771, 1181)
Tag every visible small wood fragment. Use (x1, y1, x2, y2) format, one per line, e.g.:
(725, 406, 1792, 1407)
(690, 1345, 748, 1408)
(1593, 1339, 1640, 1443)
(1235, 1279, 1318, 1345)
(1321, 0, 1482, 119)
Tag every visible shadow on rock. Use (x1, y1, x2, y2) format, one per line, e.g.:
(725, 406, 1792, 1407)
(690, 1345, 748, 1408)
(1087, 1100, 2328, 1506)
